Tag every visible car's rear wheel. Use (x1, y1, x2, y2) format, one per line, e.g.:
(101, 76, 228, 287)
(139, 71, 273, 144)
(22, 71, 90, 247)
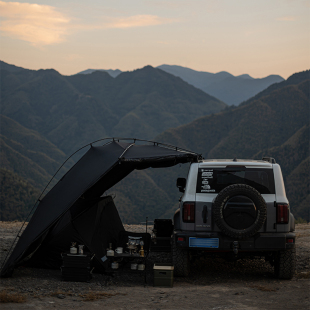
(274, 248, 296, 279)
(172, 238, 190, 277)
(213, 184, 267, 239)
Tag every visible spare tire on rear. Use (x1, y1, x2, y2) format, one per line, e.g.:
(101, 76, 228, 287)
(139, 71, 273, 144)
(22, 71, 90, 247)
(213, 184, 267, 239)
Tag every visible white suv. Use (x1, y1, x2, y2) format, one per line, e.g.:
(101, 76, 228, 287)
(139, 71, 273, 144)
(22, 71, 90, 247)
(172, 157, 296, 279)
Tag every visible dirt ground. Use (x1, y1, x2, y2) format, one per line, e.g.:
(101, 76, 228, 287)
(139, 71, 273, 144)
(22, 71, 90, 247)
(0, 222, 309, 310)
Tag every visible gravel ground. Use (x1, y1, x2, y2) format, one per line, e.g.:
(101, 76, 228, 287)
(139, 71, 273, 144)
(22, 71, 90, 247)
(0, 222, 309, 309)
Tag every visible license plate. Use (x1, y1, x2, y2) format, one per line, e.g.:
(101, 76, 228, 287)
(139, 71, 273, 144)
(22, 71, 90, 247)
(189, 237, 219, 248)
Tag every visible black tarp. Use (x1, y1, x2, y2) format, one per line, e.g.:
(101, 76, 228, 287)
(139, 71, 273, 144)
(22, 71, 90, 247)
(25, 196, 124, 271)
(1, 140, 198, 277)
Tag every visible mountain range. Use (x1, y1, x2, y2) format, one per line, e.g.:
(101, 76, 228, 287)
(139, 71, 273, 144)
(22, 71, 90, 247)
(77, 65, 284, 106)
(0, 60, 224, 221)
(0, 60, 309, 223)
(156, 70, 310, 220)
(1, 61, 225, 155)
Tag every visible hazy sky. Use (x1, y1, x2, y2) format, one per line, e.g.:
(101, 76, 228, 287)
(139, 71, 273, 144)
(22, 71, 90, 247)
(0, 0, 309, 78)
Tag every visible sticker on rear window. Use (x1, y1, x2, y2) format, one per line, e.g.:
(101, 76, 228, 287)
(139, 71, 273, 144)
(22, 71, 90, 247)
(197, 169, 216, 193)
(196, 167, 275, 194)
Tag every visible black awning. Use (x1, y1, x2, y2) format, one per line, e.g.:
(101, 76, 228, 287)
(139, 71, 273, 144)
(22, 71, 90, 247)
(1, 140, 199, 277)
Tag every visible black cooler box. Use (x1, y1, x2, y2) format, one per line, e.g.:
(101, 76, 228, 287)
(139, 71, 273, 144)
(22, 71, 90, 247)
(61, 253, 93, 282)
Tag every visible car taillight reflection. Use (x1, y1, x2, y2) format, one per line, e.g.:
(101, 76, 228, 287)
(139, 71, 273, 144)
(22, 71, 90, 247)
(183, 202, 195, 223)
(276, 203, 289, 224)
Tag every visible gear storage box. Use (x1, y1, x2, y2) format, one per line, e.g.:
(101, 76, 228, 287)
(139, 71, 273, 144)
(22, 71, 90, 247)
(153, 263, 174, 287)
(62, 253, 92, 268)
(61, 253, 92, 282)
(61, 266, 92, 282)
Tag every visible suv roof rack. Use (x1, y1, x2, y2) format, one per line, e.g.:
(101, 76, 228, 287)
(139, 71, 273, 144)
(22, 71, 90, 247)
(262, 157, 276, 164)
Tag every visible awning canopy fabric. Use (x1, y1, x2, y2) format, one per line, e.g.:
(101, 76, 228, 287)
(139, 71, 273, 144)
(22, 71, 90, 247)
(1, 140, 199, 277)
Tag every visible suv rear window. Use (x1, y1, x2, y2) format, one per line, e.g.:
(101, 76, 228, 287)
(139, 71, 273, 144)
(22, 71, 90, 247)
(196, 168, 275, 194)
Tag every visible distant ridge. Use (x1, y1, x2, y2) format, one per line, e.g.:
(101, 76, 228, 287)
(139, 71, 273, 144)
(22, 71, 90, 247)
(157, 64, 284, 106)
(77, 68, 122, 78)
(76, 64, 284, 105)
(237, 74, 253, 79)
(0, 60, 26, 73)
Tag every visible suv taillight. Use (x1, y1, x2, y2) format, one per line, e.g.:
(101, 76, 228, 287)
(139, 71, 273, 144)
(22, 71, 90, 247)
(276, 203, 289, 224)
(183, 202, 195, 223)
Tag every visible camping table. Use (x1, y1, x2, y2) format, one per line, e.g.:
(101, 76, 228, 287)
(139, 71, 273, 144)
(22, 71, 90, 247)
(106, 252, 149, 285)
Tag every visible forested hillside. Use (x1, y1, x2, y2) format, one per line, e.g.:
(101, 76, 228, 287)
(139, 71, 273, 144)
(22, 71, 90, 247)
(156, 70, 310, 220)
(1, 61, 308, 223)
(0, 115, 71, 188)
(0, 169, 41, 221)
(1, 62, 225, 154)
(0, 61, 225, 222)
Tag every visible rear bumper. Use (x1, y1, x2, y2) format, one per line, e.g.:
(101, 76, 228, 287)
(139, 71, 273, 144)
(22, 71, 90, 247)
(174, 231, 296, 251)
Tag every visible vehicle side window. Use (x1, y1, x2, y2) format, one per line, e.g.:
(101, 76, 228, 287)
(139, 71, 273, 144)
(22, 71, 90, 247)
(196, 168, 275, 194)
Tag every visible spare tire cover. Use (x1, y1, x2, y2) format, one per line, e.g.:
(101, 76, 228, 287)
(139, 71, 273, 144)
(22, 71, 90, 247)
(213, 184, 267, 239)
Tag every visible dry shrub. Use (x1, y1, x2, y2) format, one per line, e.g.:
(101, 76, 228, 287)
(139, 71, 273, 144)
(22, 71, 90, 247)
(50, 290, 67, 296)
(49, 290, 75, 298)
(296, 271, 310, 279)
(250, 285, 276, 292)
(296, 223, 310, 231)
(79, 291, 120, 301)
(0, 290, 27, 303)
(295, 232, 308, 238)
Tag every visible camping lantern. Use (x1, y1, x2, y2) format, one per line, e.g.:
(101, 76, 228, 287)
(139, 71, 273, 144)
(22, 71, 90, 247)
(139, 241, 145, 257)
(70, 242, 77, 254)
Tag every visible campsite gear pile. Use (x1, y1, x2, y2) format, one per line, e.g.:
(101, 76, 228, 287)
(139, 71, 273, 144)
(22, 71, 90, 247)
(104, 232, 151, 284)
(106, 249, 148, 284)
(126, 236, 144, 255)
(69, 243, 85, 255)
(1, 140, 199, 278)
